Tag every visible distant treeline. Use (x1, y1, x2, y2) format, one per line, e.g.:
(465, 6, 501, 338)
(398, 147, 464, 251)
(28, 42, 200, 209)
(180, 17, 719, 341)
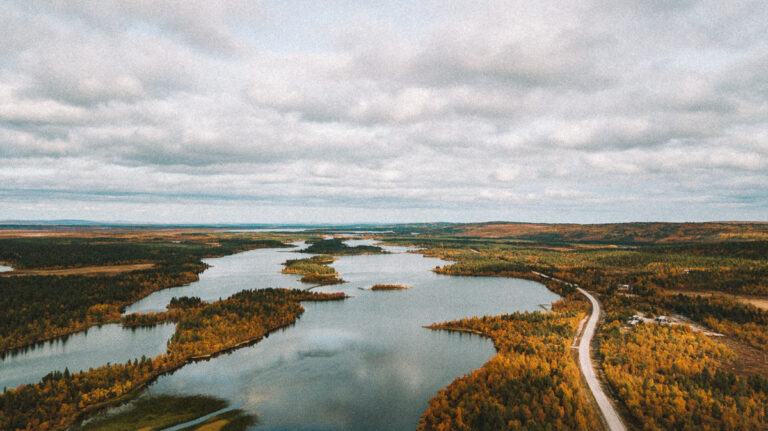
(301, 238, 385, 255)
(411, 221, 768, 245)
(0, 236, 286, 269)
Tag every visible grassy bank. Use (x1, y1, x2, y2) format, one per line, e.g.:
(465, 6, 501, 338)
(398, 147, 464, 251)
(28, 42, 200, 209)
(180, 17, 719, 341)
(75, 394, 229, 431)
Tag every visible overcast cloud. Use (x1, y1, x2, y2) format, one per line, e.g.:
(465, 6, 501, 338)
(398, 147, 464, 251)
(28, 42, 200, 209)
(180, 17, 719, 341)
(0, 0, 766, 223)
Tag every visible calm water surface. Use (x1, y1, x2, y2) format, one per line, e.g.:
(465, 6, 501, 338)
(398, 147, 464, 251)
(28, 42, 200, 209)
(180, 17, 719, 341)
(125, 245, 307, 314)
(140, 241, 559, 430)
(0, 323, 174, 390)
(0, 245, 307, 389)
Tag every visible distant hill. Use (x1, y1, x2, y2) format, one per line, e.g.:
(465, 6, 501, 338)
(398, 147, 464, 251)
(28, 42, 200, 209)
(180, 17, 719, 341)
(3, 220, 766, 244)
(0, 219, 105, 226)
(423, 221, 768, 244)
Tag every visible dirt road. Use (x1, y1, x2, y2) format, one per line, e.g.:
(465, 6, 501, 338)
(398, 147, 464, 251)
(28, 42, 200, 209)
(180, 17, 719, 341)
(577, 287, 627, 431)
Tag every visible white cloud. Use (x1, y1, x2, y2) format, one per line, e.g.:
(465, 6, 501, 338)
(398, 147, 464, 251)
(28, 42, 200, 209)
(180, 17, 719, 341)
(0, 0, 766, 223)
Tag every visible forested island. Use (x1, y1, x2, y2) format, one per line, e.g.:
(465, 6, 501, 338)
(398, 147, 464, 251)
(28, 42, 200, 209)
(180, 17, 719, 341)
(300, 238, 386, 255)
(370, 284, 412, 291)
(282, 254, 344, 285)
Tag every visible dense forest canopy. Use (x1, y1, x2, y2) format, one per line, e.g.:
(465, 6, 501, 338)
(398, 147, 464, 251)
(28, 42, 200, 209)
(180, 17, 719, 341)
(0, 232, 293, 353)
(300, 238, 386, 255)
(381, 223, 768, 431)
(413, 221, 768, 245)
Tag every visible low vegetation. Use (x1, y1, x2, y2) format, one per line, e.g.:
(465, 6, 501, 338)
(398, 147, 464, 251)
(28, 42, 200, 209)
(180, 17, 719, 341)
(73, 393, 258, 431)
(74, 394, 229, 431)
(178, 408, 257, 431)
(0, 263, 155, 277)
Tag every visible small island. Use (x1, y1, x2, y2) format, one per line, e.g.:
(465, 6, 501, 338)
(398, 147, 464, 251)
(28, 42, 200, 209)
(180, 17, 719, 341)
(282, 255, 344, 285)
(370, 284, 412, 291)
(300, 238, 386, 255)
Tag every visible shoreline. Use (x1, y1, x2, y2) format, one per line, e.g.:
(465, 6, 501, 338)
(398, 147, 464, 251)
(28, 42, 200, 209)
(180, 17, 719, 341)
(0, 243, 290, 356)
(71, 312, 310, 426)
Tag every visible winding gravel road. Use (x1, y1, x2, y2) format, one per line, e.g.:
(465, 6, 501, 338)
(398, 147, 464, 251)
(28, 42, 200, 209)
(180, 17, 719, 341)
(577, 287, 627, 431)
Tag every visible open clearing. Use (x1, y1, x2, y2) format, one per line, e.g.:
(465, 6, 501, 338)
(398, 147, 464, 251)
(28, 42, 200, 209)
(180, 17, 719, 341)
(670, 289, 768, 311)
(742, 297, 768, 310)
(1, 263, 155, 276)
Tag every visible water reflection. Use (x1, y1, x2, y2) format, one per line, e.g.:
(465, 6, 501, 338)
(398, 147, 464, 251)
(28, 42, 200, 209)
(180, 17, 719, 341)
(0, 244, 309, 389)
(2, 239, 559, 430)
(124, 244, 307, 314)
(0, 323, 175, 390)
(144, 242, 559, 430)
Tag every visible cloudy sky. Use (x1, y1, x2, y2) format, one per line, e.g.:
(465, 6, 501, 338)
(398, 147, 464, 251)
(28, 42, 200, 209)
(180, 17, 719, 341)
(1, 1, 766, 223)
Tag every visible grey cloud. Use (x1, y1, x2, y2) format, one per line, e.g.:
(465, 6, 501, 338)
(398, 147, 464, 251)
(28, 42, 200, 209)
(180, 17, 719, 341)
(0, 92, 87, 125)
(15, 34, 209, 106)
(17, 1, 261, 54)
(0, 0, 766, 222)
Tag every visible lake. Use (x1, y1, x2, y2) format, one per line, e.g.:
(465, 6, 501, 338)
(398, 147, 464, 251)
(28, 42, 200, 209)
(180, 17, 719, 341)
(3, 240, 559, 430)
(141, 241, 559, 430)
